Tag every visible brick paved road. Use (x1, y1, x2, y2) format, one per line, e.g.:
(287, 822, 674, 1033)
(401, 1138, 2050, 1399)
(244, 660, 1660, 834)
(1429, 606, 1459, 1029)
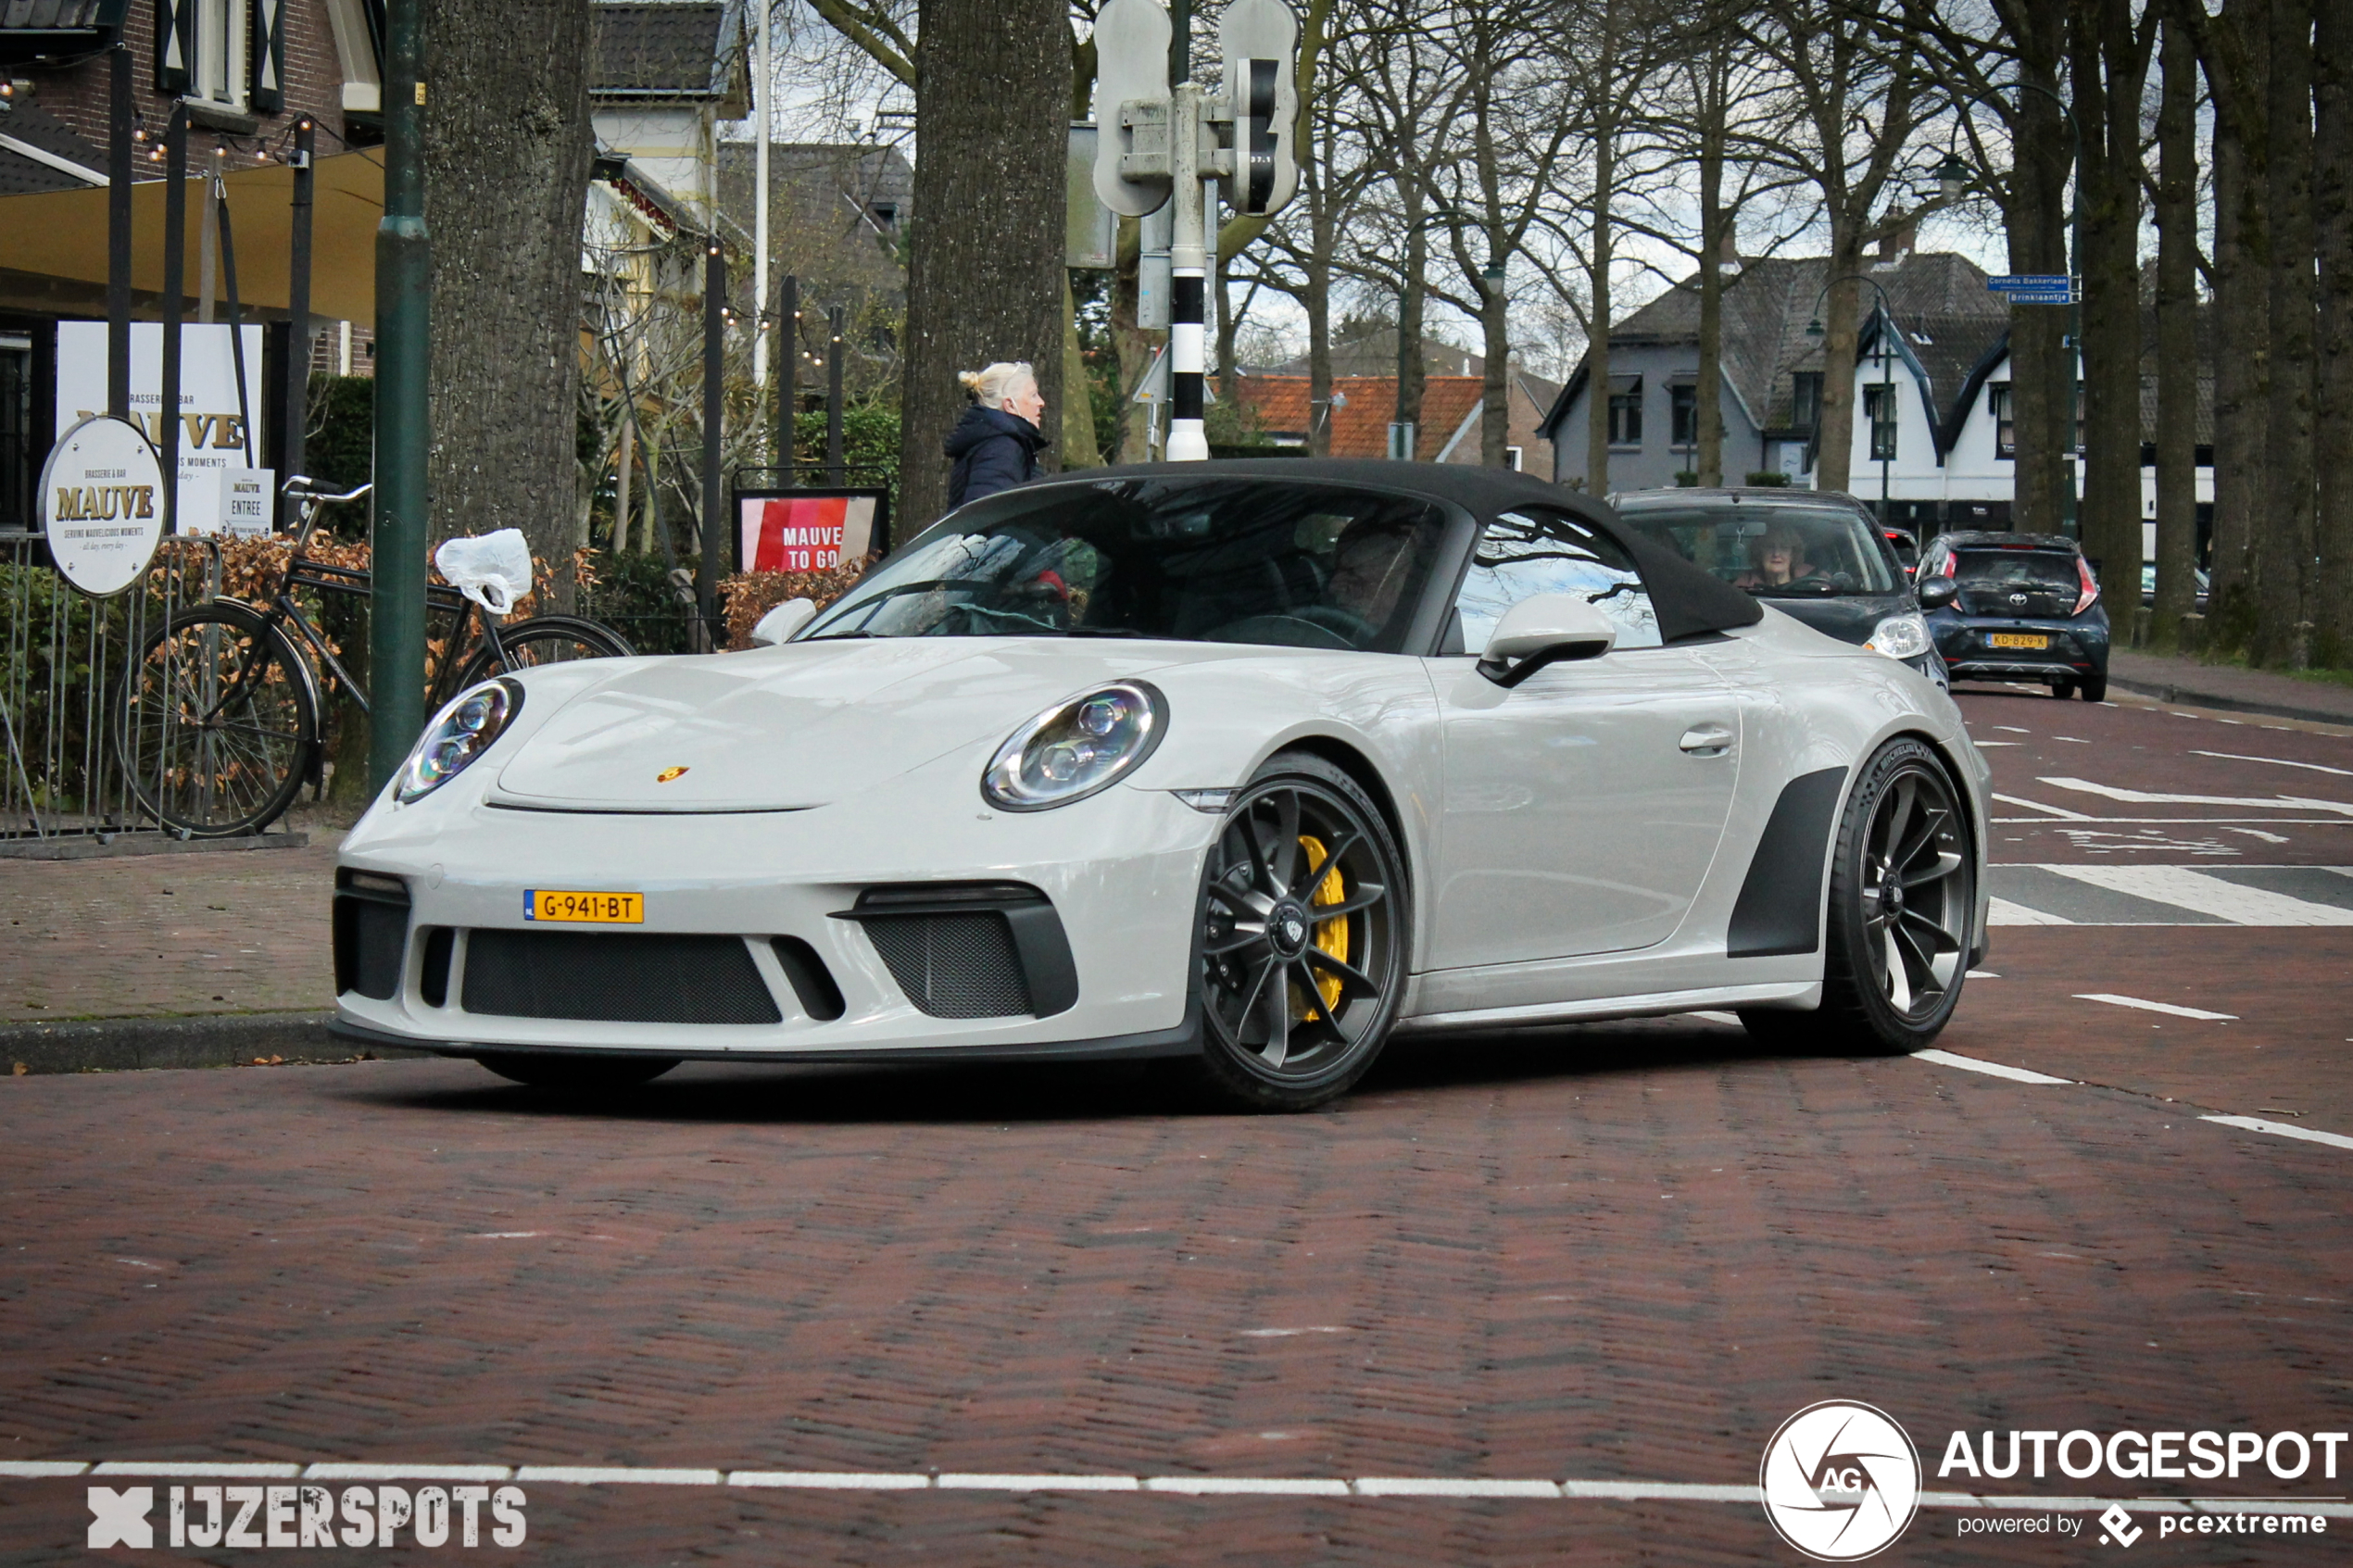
(0, 693, 2347, 1564)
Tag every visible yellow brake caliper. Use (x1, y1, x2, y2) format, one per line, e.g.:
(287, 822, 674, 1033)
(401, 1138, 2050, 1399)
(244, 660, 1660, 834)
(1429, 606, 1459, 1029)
(1293, 835, 1348, 1021)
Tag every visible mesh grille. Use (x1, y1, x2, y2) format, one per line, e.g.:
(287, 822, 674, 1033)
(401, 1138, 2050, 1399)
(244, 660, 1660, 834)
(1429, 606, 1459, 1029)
(462, 930, 782, 1024)
(862, 911, 1033, 1019)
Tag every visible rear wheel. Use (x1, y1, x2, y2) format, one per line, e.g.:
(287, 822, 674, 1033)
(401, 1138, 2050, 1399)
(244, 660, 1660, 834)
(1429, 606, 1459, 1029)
(1188, 752, 1407, 1111)
(1741, 738, 1974, 1056)
(2078, 675, 2107, 702)
(452, 614, 635, 691)
(474, 1052, 678, 1091)
(2052, 678, 2076, 699)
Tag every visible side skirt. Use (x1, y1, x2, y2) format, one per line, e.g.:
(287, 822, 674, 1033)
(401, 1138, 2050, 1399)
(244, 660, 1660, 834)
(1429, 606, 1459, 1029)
(1393, 980, 1821, 1035)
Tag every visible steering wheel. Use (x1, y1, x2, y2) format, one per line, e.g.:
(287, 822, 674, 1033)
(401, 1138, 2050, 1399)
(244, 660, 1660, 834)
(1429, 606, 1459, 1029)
(1290, 603, 1379, 647)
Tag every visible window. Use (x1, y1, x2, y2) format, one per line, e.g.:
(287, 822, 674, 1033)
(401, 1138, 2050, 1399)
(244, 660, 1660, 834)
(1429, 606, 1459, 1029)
(1669, 384, 1697, 447)
(1605, 377, 1642, 446)
(869, 203, 899, 230)
(1865, 384, 1898, 462)
(156, 0, 278, 110)
(1504, 445, 1524, 472)
(1790, 371, 1822, 433)
(0, 335, 30, 532)
(1989, 382, 2014, 460)
(1453, 509, 1661, 653)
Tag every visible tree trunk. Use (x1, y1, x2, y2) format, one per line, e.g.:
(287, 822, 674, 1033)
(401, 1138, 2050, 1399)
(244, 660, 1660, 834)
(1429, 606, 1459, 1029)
(2253, 0, 2315, 668)
(1694, 56, 1726, 488)
(1111, 219, 1153, 463)
(1304, 122, 1336, 458)
(2151, 0, 2200, 650)
(2203, 0, 2271, 645)
(1583, 130, 1615, 493)
(2314, 0, 2353, 665)
(1998, 7, 2073, 534)
(1396, 180, 1428, 458)
(1060, 272, 1101, 468)
(1813, 229, 1867, 498)
(899, 0, 1069, 524)
(2070, 0, 2148, 609)
(422, 0, 594, 604)
(1480, 257, 1510, 467)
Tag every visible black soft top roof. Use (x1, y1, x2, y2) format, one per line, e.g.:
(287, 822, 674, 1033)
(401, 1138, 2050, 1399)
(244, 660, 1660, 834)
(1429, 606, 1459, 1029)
(1023, 459, 1764, 644)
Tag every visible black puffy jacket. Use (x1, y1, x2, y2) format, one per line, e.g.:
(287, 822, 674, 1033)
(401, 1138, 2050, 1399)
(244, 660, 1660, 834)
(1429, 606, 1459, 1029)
(944, 404, 1049, 508)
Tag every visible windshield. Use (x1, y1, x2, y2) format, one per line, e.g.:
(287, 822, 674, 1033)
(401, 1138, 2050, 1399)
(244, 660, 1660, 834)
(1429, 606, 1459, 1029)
(1953, 549, 2081, 594)
(799, 478, 1451, 652)
(1615, 503, 1898, 596)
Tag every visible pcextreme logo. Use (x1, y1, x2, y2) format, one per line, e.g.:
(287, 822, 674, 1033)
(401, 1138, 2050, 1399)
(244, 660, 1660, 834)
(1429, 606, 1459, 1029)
(1759, 1401, 1923, 1562)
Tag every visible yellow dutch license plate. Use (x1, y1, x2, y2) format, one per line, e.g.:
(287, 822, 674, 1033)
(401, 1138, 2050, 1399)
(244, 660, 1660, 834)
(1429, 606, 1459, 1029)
(1987, 633, 2050, 650)
(526, 889, 643, 924)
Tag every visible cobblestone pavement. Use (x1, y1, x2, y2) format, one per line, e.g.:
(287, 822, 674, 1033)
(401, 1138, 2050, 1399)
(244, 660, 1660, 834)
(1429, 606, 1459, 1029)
(0, 695, 2347, 1563)
(0, 844, 338, 1023)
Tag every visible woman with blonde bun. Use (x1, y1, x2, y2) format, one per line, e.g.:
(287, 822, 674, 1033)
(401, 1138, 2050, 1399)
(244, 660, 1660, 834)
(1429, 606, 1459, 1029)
(944, 361, 1049, 508)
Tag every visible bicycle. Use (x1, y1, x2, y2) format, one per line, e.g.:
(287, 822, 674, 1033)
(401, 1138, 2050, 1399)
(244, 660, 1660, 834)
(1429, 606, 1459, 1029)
(118, 476, 636, 837)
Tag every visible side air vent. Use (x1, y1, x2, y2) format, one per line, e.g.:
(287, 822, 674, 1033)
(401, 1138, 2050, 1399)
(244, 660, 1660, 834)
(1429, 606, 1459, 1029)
(333, 869, 409, 1000)
(770, 936, 846, 1022)
(834, 883, 1079, 1020)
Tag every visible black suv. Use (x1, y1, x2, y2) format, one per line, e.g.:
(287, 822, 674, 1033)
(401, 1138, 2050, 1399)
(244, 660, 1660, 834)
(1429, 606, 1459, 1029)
(1919, 532, 2110, 701)
(1611, 489, 1952, 686)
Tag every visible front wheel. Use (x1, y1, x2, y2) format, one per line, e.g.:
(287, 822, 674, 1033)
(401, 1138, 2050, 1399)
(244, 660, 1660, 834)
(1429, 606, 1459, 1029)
(1188, 752, 1408, 1111)
(474, 1052, 678, 1091)
(452, 614, 635, 692)
(119, 600, 317, 836)
(1741, 738, 1975, 1056)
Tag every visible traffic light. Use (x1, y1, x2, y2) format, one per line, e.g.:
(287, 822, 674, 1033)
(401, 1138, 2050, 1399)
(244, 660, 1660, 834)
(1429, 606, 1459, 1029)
(1217, 0, 1298, 218)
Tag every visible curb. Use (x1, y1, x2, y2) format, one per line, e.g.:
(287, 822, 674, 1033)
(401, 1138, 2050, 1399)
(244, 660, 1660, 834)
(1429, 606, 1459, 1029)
(0, 831, 310, 863)
(1, 1011, 429, 1076)
(2107, 675, 2353, 729)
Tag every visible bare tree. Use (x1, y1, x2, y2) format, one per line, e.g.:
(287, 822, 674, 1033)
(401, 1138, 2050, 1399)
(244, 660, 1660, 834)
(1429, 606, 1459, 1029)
(2255, 0, 2316, 666)
(2192, 0, 2271, 643)
(2317, 0, 2353, 664)
(2149, 0, 2201, 647)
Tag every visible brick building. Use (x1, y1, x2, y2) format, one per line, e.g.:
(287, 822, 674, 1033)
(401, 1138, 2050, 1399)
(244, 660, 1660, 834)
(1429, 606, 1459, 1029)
(0, 0, 381, 528)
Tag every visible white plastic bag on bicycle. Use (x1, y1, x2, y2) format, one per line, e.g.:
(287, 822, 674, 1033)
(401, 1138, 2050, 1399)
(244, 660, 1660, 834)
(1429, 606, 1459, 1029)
(434, 529, 535, 617)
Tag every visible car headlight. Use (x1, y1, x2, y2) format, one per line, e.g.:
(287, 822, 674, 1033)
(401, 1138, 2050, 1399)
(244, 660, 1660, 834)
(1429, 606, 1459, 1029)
(395, 678, 523, 804)
(1865, 612, 1932, 662)
(981, 681, 1165, 811)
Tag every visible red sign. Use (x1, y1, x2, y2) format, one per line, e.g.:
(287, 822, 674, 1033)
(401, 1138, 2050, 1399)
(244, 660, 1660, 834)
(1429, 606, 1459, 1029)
(736, 489, 884, 573)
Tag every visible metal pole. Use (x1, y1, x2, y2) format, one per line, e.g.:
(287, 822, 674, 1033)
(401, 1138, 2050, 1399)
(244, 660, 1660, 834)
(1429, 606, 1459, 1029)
(107, 44, 132, 421)
(369, 0, 431, 791)
(1878, 307, 1892, 525)
(776, 273, 797, 481)
(751, 0, 770, 435)
(2062, 117, 2082, 540)
(698, 242, 724, 637)
(161, 107, 187, 534)
(1170, 0, 1190, 82)
(282, 116, 315, 513)
(825, 304, 845, 483)
(1166, 82, 1208, 461)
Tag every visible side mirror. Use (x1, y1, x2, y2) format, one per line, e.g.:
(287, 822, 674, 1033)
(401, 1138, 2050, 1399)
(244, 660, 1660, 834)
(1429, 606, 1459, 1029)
(1477, 594, 1617, 687)
(1916, 576, 1958, 611)
(750, 597, 817, 646)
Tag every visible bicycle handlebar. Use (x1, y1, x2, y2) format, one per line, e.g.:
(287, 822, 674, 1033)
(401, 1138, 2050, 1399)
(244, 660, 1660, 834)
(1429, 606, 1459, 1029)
(282, 476, 373, 506)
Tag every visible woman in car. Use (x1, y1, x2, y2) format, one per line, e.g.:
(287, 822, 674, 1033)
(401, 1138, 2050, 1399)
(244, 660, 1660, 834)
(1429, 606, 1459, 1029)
(1735, 524, 1831, 591)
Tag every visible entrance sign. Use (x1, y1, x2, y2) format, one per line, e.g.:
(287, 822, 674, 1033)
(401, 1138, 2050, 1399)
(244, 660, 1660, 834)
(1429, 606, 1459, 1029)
(40, 415, 167, 596)
(735, 488, 889, 574)
(54, 321, 267, 533)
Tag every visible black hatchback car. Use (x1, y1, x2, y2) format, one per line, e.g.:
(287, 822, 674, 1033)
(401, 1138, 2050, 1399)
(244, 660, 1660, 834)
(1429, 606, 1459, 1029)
(1917, 532, 2110, 701)
(1611, 488, 1953, 686)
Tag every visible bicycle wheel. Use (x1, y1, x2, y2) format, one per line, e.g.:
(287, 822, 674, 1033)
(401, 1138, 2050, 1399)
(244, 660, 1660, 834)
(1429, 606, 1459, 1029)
(451, 614, 636, 690)
(120, 600, 318, 837)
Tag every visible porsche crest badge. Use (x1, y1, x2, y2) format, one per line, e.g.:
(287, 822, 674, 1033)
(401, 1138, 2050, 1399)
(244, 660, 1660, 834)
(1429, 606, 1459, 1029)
(656, 766, 689, 784)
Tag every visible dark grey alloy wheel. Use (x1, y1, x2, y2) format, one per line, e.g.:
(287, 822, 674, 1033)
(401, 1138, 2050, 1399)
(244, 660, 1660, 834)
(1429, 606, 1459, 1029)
(1742, 738, 1975, 1055)
(1190, 752, 1407, 1111)
(474, 1052, 680, 1091)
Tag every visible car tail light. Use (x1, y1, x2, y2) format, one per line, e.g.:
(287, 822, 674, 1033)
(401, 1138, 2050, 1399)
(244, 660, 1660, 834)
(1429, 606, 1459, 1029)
(2073, 555, 2100, 616)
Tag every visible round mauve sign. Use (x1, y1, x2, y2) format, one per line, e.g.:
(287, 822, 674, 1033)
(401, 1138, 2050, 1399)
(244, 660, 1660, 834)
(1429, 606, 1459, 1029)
(40, 415, 167, 597)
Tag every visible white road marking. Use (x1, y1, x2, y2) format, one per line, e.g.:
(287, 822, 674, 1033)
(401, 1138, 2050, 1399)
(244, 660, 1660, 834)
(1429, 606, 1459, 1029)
(1994, 793, 2094, 820)
(1974, 741, 2020, 746)
(1967, 970, 1998, 978)
(2038, 777, 2353, 816)
(1989, 897, 2073, 926)
(470, 1232, 544, 1239)
(1239, 1326, 1351, 1337)
(1993, 725, 2032, 733)
(2073, 993, 2239, 1022)
(2039, 864, 2353, 925)
(2202, 1116, 2353, 1152)
(1911, 1049, 2073, 1085)
(2192, 750, 2353, 777)
(2225, 827, 2290, 843)
(11, 1458, 2353, 1513)
(2054, 736, 2090, 743)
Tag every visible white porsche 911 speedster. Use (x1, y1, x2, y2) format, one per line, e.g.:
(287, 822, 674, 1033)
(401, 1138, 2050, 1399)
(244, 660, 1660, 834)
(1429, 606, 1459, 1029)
(333, 460, 1990, 1110)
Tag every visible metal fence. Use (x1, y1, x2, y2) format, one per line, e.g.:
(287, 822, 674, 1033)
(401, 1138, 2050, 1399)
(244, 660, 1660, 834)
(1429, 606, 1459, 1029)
(0, 534, 227, 846)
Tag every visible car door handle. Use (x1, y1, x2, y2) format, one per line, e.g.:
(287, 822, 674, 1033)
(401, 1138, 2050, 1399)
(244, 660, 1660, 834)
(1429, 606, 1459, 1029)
(1679, 724, 1735, 757)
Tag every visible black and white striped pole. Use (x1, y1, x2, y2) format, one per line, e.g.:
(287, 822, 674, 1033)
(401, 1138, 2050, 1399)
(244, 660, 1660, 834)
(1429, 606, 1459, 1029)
(1166, 82, 1210, 462)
